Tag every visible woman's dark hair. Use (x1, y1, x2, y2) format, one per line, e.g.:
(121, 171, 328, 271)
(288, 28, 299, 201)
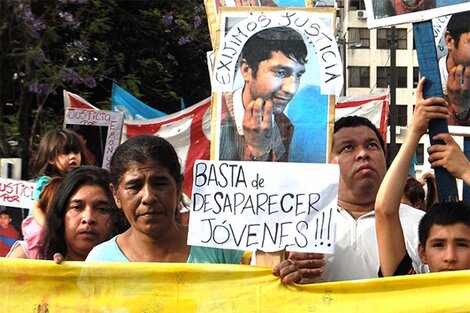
(403, 176, 425, 210)
(420, 172, 438, 212)
(40, 166, 126, 260)
(32, 128, 88, 177)
(109, 135, 183, 187)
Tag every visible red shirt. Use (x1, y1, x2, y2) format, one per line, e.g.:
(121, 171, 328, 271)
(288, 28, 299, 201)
(0, 226, 20, 257)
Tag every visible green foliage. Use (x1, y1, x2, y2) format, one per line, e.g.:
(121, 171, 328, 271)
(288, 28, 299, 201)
(0, 0, 212, 178)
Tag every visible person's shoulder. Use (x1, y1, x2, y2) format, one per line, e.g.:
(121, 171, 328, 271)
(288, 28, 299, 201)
(10, 226, 19, 236)
(36, 176, 51, 184)
(398, 203, 425, 229)
(1, 225, 19, 236)
(399, 203, 425, 217)
(6, 240, 29, 259)
(32, 176, 52, 196)
(85, 235, 126, 262)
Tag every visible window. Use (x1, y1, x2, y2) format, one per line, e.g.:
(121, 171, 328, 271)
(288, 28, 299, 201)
(416, 144, 424, 165)
(348, 28, 370, 48)
(349, 0, 365, 10)
(391, 144, 424, 167)
(377, 67, 408, 88)
(413, 67, 420, 88)
(377, 67, 389, 88)
(377, 28, 408, 49)
(397, 67, 407, 88)
(397, 105, 407, 126)
(349, 66, 370, 88)
(387, 143, 401, 163)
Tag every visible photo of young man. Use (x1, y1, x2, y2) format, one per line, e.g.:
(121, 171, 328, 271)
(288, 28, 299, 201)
(219, 27, 308, 162)
(438, 11, 470, 125)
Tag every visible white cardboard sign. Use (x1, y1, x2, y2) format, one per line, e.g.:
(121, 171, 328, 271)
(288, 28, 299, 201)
(212, 9, 343, 96)
(0, 178, 36, 209)
(364, 0, 469, 29)
(188, 160, 339, 253)
(64, 108, 124, 169)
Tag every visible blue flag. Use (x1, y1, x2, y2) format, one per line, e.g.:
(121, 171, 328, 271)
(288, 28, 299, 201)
(111, 83, 167, 120)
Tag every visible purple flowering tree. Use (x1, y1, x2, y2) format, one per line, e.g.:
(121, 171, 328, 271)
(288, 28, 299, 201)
(0, 0, 211, 178)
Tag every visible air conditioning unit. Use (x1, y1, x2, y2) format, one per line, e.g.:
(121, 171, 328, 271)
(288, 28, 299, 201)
(356, 10, 367, 20)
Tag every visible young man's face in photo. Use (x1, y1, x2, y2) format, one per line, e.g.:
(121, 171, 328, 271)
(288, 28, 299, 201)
(447, 32, 470, 66)
(419, 223, 470, 272)
(243, 51, 305, 114)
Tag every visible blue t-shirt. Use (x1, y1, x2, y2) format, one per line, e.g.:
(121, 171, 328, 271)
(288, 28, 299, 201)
(86, 235, 243, 264)
(32, 176, 51, 200)
(29, 176, 51, 216)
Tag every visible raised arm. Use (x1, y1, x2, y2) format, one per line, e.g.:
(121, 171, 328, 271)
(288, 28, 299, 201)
(428, 133, 470, 185)
(375, 77, 449, 276)
(31, 200, 46, 226)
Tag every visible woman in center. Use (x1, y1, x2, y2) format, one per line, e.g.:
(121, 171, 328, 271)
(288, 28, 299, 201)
(86, 135, 324, 284)
(86, 135, 242, 263)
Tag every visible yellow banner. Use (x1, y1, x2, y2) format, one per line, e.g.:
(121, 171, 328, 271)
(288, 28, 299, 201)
(1, 258, 470, 312)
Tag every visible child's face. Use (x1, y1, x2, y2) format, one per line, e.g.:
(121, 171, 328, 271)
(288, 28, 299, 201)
(54, 151, 81, 174)
(419, 223, 470, 272)
(0, 214, 11, 228)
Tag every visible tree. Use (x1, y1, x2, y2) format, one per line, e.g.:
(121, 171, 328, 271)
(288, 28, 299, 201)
(0, 0, 212, 178)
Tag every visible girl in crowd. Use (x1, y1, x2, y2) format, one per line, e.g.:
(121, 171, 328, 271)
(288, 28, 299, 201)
(401, 174, 438, 212)
(8, 166, 124, 260)
(86, 135, 322, 284)
(7, 177, 62, 258)
(21, 129, 89, 259)
(401, 176, 426, 211)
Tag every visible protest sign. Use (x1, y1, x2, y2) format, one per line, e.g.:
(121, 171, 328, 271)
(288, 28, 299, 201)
(0, 178, 35, 210)
(432, 14, 450, 59)
(211, 8, 339, 164)
(204, 0, 313, 48)
(364, 0, 469, 29)
(211, 9, 342, 96)
(188, 160, 339, 253)
(64, 108, 124, 170)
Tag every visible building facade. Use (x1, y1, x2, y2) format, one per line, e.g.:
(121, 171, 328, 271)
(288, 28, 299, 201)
(337, 0, 428, 175)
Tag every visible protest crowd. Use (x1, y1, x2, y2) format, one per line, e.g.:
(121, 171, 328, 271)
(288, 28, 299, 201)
(4, 74, 470, 279)
(1, 3, 470, 312)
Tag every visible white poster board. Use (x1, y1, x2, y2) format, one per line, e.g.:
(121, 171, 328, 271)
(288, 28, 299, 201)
(64, 108, 124, 169)
(0, 178, 35, 209)
(364, 0, 469, 29)
(188, 160, 339, 253)
(212, 8, 338, 164)
(212, 9, 343, 96)
(432, 15, 451, 59)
